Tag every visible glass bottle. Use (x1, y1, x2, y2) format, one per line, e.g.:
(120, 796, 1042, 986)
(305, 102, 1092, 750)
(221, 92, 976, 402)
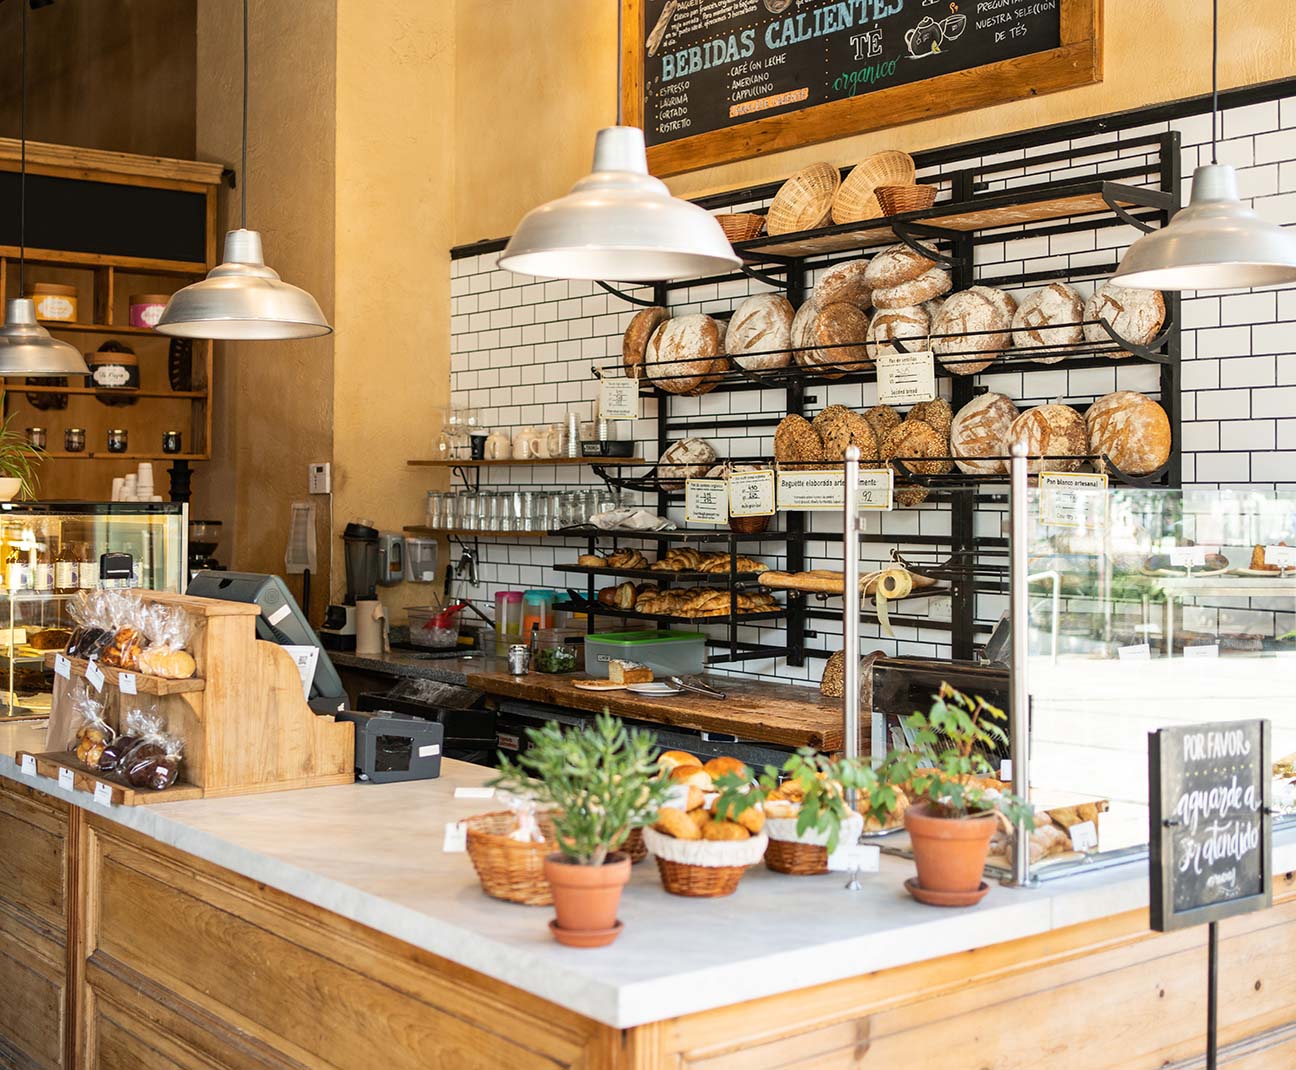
(6, 537, 30, 592)
(79, 543, 98, 590)
(32, 541, 54, 593)
(55, 540, 78, 594)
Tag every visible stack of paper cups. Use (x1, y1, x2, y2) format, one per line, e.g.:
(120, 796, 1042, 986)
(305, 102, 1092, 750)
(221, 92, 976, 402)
(111, 477, 125, 501)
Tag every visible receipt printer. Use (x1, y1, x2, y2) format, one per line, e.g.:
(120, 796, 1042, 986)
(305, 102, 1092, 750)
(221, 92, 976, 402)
(335, 709, 444, 784)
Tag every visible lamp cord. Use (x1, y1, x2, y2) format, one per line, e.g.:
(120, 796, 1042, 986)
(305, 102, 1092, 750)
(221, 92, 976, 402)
(241, 0, 249, 230)
(615, 0, 623, 126)
(19, 0, 27, 295)
(1210, 0, 1218, 165)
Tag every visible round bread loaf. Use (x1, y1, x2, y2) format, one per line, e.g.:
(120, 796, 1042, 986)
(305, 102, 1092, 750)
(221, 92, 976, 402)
(863, 404, 901, 442)
(790, 297, 819, 363)
(1086, 391, 1171, 475)
(774, 414, 825, 467)
(815, 259, 871, 309)
(932, 287, 1016, 375)
(798, 302, 870, 378)
(646, 314, 725, 395)
(950, 393, 1018, 475)
(726, 293, 794, 372)
(1009, 404, 1088, 474)
(623, 307, 668, 379)
(1083, 282, 1166, 355)
(871, 266, 952, 310)
(880, 419, 952, 476)
(865, 304, 929, 362)
(813, 405, 879, 462)
(907, 398, 953, 442)
(864, 242, 938, 289)
(658, 438, 717, 487)
(1012, 283, 1083, 363)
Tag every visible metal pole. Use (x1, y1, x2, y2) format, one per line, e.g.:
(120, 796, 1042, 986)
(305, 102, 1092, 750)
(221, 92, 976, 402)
(842, 446, 862, 892)
(1207, 921, 1219, 1070)
(1008, 441, 1034, 887)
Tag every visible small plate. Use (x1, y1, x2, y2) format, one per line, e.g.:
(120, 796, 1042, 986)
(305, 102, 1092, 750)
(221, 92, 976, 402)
(626, 682, 684, 696)
(1233, 568, 1296, 578)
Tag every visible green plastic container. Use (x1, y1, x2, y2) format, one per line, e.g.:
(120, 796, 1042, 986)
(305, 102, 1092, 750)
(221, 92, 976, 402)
(583, 630, 706, 679)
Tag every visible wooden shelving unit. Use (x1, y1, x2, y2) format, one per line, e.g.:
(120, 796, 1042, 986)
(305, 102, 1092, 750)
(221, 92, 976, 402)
(403, 525, 551, 539)
(43, 653, 206, 695)
(407, 457, 644, 467)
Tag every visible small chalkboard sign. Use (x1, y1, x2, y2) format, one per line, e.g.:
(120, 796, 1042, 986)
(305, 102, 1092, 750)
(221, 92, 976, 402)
(1148, 720, 1272, 933)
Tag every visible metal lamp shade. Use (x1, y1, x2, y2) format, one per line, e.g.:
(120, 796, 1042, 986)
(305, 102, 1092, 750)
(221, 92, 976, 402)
(0, 298, 90, 375)
(156, 229, 332, 340)
(498, 127, 741, 282)
(1114, 164, 1296, 290)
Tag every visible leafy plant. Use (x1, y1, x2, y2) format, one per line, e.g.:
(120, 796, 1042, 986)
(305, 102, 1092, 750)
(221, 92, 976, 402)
(881, 683, 1034, 827)
(0, 395, 40, 498)
(488, 713, 671, 866)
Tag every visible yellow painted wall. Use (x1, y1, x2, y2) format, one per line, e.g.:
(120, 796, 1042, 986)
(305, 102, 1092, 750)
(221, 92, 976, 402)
(454, 0, 1296, 243)
(194, 0, 337, 622)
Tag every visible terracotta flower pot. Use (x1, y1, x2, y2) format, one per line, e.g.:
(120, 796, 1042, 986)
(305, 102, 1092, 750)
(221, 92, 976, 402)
(543, 852, 631, 948)
(904, 803, 996, 904)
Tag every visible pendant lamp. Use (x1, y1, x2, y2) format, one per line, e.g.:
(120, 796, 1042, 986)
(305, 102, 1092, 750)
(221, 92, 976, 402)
(157, 0, 330, 339)
(1113, 0, 1296, 291)
(498, 7, 740, 282)
(0, 0, 89, 376)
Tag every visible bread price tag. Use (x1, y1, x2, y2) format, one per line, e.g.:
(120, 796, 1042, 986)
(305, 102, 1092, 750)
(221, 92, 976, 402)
(443, 821, 468, 853)
(728, 470, 776, 517)
(117, 672, 138, 696)
(1184, 644, 1219, 659)
(1118, 642, 1152, 661)
(685, 478, 728, 524)
(1168, 545, 1208, 568)
(857, 468, 894, 511)
(875, 349, 936, 406)
(1265, 544, 1296, 568)
(84, 659, 105, 692)
(826, 842, 881, 873)
(57, 767, 75, 791)
(20, 754, 36, 777)
(1039, 472, 1108, 528)
(93, 782, 113, 806)
(1068, 820, 1098, 852)
(53, 653, 71, 680)
(598, 377, 640, 421)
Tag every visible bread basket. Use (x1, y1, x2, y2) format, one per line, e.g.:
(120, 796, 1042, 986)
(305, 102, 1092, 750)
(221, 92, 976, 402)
(465, 810, 558, 906)
(619, 826, 648, 864)
(717, 212, 765, 243)
(766, 162, 841, 235)
(876, 183, 938, 216)
(764, 811, 864, 876)
(643, 826, 768, 897)
(831, 151, 916, 224)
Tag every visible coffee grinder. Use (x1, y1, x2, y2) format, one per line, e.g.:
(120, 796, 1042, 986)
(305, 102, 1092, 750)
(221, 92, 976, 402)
(320, 522, 381, 651)
(188, 519, 224, 581)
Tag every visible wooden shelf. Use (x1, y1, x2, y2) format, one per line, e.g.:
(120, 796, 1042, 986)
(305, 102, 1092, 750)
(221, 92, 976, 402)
(32, 452, 207, 462)
(15, 383, 207, 399)
(0, 244, 206, 277)
(407, 457, 644, 467)
(403, 526, 550, 539)
(44, 652, 206, 695)
(15, 750, 203, 806)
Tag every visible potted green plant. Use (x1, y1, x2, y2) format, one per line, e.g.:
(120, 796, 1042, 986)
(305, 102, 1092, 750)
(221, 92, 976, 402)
(752, 749, 900, 875)
(0, 397, 41, 501)
(882, 683, 1033, 906)
(489, 713, 669, 947)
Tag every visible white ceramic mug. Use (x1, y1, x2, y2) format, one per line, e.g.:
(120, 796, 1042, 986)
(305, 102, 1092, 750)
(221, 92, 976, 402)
(512, 426, 543, 459)
(484, 432, 511, 460)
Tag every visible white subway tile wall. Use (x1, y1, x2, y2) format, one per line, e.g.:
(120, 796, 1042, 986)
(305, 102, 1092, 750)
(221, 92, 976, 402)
(444, 95, 1296, 687)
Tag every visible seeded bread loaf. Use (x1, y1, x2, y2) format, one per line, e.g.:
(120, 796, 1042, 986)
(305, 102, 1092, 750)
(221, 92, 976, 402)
(774, 414, 826, 467)
(907, 398, 953, 442)
(814, 404, 880, 462)
(863, 404, 902, 442)
(950, 392, 1019, 475)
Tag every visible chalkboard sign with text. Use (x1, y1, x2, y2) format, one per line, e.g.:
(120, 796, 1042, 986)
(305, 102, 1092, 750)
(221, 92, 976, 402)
(1148, 720, 1272, 933)
(621, 0, 1102, 176)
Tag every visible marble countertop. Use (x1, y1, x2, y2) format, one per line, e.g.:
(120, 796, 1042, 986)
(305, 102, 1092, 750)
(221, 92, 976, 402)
(3, 722, 1293, 1029)
(330, 648, 506, 683)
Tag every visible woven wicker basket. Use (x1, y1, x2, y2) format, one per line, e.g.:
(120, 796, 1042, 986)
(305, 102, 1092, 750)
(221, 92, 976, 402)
(764, 838, 830, 876)
(642, 827, 768, 897)
(831, 151, 916, 224)
(465, 810, 557, 906)
(766, 162, 841, 235)
(876, 183, 938, 216)
(717, 212, 765, 243)
(620, 826, 648, 864)
(655, 857, 749, 897)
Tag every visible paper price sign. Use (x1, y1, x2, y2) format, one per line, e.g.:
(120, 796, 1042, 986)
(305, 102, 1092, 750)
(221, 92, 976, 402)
(1039, 472, 1107, 528)
(685, 479, 728, 524)
(728, 470, 776, 517)
(117, 672, 138, 696)
(857, 468, 894, 511)
(84, 659, 105, 692)
(53, 653, 71, 679)
(1168, 545, 1208, 568)
(1265, 544, 1296, 568)
(875, 349, 936, 406)
(598, 377, 640, 420)
(776, 469, 893, 511)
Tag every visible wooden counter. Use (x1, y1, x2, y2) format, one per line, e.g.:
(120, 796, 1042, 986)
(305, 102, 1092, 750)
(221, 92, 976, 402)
(467, 669, 849, 751)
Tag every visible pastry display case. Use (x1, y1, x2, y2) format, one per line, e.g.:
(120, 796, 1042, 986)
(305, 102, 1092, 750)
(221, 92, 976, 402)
(0, 501, 185, 720)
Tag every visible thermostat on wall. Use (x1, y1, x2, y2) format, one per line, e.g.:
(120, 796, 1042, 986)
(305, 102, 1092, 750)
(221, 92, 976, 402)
(308, 463, 331, 494)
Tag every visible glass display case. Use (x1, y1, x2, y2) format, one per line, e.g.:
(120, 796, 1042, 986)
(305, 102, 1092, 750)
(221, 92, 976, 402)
(0, 501, 186, 720)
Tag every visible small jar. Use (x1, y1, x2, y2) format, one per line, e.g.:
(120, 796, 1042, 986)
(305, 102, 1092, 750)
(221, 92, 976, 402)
(26, 283, 77, 322)
(64, 428, 86, 453)
(161, 430, 182, 454)
(106, 429, 128, 454)
(24, 427, 46, 450)
(128, 294, 170, 329)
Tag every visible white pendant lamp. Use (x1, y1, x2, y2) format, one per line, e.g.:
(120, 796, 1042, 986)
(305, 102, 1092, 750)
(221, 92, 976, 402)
(497, 7, 740, 283)
(157, 0, 330, 339)
(1113, 0, 1296, 291)
(0, 0, 89, 377)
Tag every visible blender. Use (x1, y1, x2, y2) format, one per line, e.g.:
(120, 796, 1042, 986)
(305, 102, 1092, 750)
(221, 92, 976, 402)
(320, 522, 381, 651)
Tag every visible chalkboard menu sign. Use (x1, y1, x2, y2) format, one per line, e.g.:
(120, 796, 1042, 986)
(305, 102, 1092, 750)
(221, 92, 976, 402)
(623, 0, 1101, 175)
(1148, 720, 1272, 933)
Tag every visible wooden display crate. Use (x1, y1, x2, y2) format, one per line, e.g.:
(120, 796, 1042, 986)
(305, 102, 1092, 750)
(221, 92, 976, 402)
(18, 590, 354, 805)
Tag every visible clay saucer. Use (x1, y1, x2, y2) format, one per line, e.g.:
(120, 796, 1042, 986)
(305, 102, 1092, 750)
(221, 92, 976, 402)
(904, 877, 989, 907)
(548, 919, 624, 948)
